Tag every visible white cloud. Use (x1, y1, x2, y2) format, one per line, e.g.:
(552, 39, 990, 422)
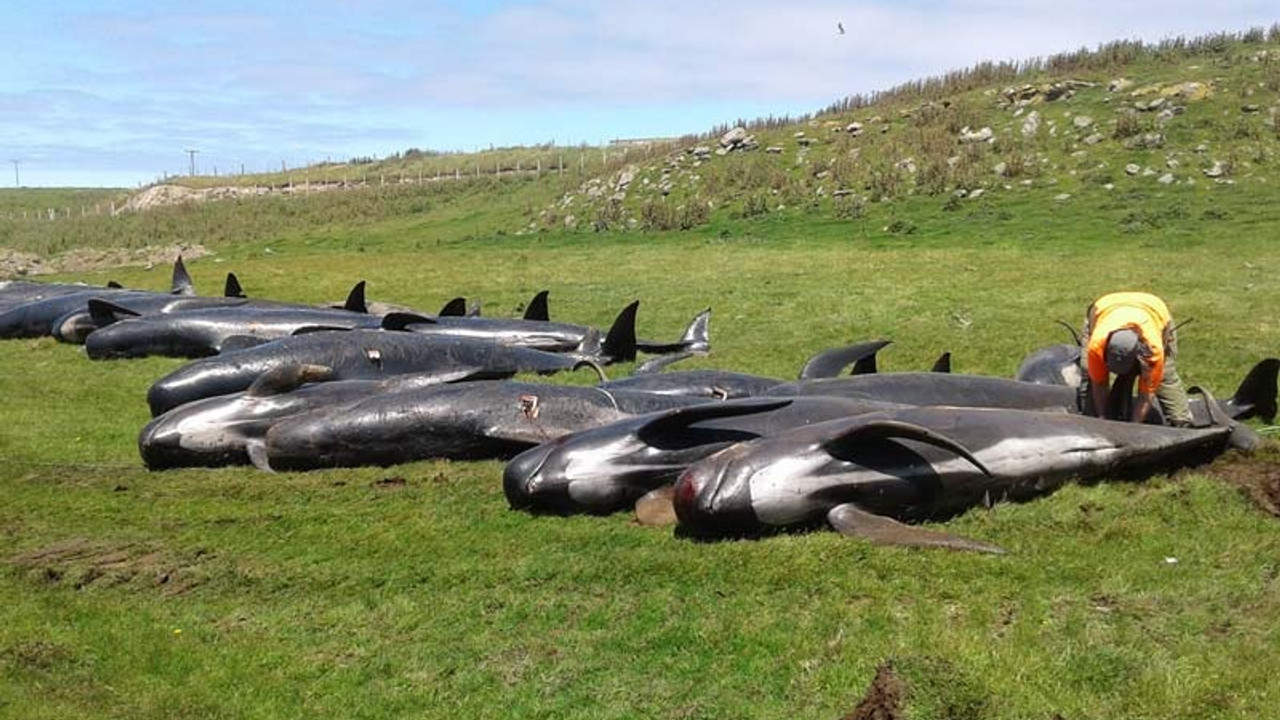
(4, 0, 1278, 184)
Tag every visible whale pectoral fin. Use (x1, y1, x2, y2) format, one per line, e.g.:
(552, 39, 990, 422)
(821, 420, 992, 477)
(247, 363, 335, 396)
(218, 335, 269, 353)
(381, 312, 436, 331)
(827, 503, 1006, 554)
(634, 486, 677, 527)
(246, 440, 275, 473)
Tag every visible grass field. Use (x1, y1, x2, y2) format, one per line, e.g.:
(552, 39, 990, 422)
(4, 179, 1280, 718)
(4, 30, 1280, 719)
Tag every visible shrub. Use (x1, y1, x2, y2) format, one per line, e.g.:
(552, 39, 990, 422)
(833, 194, 866, 219)
(739, 193, 770, 219)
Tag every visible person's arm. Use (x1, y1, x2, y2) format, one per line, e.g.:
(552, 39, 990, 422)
(1089, 380, 1109, 419)
(1132, 392, 1154, 423)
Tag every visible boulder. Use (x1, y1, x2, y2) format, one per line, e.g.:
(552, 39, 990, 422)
(614, 166, 637, 192)
(719, 126, 749, 148)
(1021, 111, 1041, 137)
(959, 126, 994, 143)
(1124, 132, 1165, 150)
(1072, 115, 1094, 129)
(1204, 161, 1226, 178)
(1164, 81, 1210, 101)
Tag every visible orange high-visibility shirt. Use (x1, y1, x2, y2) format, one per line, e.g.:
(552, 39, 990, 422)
(1085, 291, 1172, 395)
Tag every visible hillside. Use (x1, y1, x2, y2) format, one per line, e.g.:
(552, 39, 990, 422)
(537, 30, 1280, 233)
(4, 28, 1280, 270)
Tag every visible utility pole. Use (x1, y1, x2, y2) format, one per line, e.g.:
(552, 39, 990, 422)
(184, 148, 200, 176)
(9, 159, 18, 188)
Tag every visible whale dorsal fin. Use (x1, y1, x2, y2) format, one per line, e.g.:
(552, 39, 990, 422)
(827, 504, 1006, 554)
(799, 340, 891, 379)
(343, 281, 367, 313)
(224, 273, 246, 298)
(601, 300, 639, 362)
(523, 290, 550, 321)
(170, 256, 195, 296)
(438, 297, 468, 317)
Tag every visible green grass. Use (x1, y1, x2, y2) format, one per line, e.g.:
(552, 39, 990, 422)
(4, 197, 1280, 718)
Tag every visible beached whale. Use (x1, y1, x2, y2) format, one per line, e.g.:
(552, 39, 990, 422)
(672, 403, 1255, 552)
(145, 330, 594, 416)
(259, 379, 709, 471)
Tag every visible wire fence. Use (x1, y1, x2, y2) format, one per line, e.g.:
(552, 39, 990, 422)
(3, 140, 686, 223)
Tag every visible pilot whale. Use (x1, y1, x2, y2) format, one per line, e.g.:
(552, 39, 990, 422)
(672, 401, 1254, 552)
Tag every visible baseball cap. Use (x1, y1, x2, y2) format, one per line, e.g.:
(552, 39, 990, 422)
(1105, 328, 1141, 375)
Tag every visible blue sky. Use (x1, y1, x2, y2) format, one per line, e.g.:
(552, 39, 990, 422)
(2, 1, 1276, 187)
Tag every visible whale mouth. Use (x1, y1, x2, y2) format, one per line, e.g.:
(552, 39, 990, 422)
(672, 460, 761, 537)
(503, 444, 553, 510)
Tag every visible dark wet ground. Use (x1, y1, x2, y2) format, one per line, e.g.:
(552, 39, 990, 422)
(1201, 444, 1280, 518)
(843, 661, 905, 720)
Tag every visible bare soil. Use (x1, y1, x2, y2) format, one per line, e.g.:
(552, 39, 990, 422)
(0, 244, 211, 279)
(842, 661, 906, 720)
(9, 537, 210, 596)
(1201, 445, 1280, 517)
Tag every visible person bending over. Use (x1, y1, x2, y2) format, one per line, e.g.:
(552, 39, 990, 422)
(1080, 291, 1192, 426)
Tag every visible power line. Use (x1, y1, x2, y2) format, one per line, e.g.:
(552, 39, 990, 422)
(9, 159, 18, 188)
(184, 148, 200, 176)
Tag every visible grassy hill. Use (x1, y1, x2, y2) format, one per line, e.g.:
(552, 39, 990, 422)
(2, 28, 1280, 720)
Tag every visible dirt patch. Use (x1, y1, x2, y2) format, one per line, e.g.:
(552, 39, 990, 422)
(0, 244, 212, 279)
(122, 182, 348, 213)
(1200, 445, 1280, 517)
(842, 661, 906, 720)
(9, 537, 211, 596)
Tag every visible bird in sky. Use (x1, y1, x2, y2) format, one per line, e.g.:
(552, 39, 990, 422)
(837, 22, 845, 35)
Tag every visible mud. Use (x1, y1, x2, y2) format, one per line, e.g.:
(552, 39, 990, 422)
(843, 661, 906, 720)
(9, 537, 210, 596)
(1201, 445, 1280, 517)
